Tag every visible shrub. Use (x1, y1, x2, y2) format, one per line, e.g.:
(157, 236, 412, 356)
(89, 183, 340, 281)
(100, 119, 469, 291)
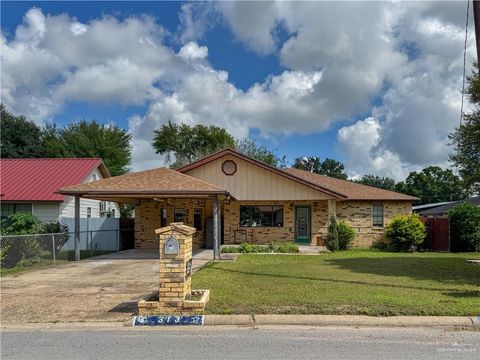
(0, 213, 43, 235)
(326, 215, 339, 251)
(40, 222, 70, 252)
(447, 203, 480, 252)
(337, 221, 355, 250)
(236, 243, 269, 253)
(276, 243, 299, 253)
(0, 213, 43, 268)
(385, 214, 425, 252)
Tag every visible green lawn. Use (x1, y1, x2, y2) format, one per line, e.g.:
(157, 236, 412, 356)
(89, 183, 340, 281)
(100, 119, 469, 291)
(192, 250, 480, 316)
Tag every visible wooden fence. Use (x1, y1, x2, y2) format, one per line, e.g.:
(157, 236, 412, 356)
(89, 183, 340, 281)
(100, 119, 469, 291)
(419, 216, 450, 252)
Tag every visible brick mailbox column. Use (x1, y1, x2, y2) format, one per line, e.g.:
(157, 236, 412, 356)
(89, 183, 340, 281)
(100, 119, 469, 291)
(138, 222, 209, 316)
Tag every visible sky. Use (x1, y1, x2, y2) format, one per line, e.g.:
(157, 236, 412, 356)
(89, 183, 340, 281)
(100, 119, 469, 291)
(1, 1, 476, 180)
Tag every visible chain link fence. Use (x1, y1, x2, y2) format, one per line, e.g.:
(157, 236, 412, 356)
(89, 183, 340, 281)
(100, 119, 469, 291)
(1, 229, 134, 272)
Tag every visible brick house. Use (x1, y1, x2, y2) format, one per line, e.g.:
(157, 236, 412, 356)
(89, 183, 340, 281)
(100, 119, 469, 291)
(59, 149, 417, 253)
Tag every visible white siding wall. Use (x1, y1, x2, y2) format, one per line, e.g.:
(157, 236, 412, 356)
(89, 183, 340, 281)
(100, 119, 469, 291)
(32, 202, 60, 223)
(59, 168, 120, 219)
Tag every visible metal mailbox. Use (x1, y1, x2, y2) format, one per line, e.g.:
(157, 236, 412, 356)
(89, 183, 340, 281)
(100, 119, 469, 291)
(164, 235, 180, 255)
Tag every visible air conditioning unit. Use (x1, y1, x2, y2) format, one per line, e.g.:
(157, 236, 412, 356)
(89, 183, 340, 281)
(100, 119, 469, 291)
(99, 201, 108, 214)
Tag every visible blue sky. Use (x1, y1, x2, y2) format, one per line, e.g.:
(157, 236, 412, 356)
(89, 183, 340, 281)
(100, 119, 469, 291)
(1, 1, 474, 178)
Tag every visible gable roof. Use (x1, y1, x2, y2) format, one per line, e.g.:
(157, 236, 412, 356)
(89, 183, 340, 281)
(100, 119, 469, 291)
(177, 148, 417, 201)
(283, 168, 418, 201)
(177, 148, 348, 199)
(0, 158, 108, 202)
(58, 167, 230, 197)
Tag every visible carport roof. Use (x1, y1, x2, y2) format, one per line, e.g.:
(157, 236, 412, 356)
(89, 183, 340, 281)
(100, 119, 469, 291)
(58, 167, 231, 197)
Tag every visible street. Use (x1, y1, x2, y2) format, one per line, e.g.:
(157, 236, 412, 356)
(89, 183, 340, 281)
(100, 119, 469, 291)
(1, 326, 479, 360)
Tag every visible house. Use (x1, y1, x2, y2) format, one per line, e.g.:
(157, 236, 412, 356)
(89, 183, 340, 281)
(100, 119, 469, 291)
(413, 196, 480, 217)
(0, 158, 120, 222)
(59, 149, 417, 253)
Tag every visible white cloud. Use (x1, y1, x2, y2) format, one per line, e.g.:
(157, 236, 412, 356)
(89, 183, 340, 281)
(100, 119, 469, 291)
(178, 41, 208, 60)
(1, 3, 475, 176)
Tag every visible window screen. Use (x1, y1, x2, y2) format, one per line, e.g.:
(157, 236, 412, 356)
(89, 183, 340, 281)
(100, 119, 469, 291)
(240, 205, 284, 227)
(174, 208, 186, 223)
(372, 204, 384, 227)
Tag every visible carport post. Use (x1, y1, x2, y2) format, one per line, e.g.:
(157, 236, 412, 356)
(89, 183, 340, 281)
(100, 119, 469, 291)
(74, 196, 80, 261)
(213, 197, 220, 260)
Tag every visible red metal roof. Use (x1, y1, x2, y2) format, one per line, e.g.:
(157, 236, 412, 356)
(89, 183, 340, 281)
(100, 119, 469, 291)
(0, 158, 106, 202)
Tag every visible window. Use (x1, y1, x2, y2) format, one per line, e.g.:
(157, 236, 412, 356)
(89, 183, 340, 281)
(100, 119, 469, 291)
(86, 207, 91, 218)
(111, 209, 115, 218)
(372, 204, 384, 227)
(194, 208, 203, 230)
(1, 203, 32, 219)
(99, 201, 107, 214)
(240, 205, 283, 227)
(174, 208, 186, 223)
(92, 174, 97, 181)
(160, 208, 167, 227)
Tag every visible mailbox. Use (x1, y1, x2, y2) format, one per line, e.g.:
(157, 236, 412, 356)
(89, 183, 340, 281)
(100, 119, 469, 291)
(165, 235, 180, 255)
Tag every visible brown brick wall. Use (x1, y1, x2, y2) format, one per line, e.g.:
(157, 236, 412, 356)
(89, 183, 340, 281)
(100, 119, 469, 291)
(223, 200, 329, 245)
(336, 201, 412, 247)
(135, 198, 412, 249)
(135, 199, 213, 249)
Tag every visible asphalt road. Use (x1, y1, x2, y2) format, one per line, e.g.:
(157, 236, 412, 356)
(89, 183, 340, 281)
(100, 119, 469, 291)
(1, 326, 479, 360)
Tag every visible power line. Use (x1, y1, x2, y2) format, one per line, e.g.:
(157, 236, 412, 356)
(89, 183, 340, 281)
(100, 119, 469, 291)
(461, 0, 470, 125)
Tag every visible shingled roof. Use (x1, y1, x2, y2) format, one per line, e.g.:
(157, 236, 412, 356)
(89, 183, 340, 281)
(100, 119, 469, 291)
(282, 168, 418, 201)
(58, 167, 230, 197)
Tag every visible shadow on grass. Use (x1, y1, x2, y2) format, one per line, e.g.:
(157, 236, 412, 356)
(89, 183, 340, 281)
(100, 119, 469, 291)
(206, 267, 454, 293)
(324, 256, 480, 287)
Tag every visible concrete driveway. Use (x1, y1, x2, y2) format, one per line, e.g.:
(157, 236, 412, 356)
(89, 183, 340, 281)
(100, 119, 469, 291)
(0, 249, 212, 324)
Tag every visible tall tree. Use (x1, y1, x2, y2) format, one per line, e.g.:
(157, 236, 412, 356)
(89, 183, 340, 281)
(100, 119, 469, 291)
(449, 64, 480, 194)
(235, 139, 286, 167)
(355, 175, 396, 191)
(44, 120, 132, 176)
(319, 158, 348, 179)
(293, 156, 348, 179)
(293, 157, 321, 173)
(394, 166, 467, 205)
(0, 105, 46, 158)
(152, 122, 235, 169)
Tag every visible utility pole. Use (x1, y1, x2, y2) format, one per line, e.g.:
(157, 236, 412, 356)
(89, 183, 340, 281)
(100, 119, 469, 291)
(473, 0, 480, 63)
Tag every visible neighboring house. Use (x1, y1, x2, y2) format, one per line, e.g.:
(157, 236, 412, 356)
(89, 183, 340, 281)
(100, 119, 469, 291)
(59, 149, 417, 250)
(413, 196, 480, 217)
(0, 158, 120, 222)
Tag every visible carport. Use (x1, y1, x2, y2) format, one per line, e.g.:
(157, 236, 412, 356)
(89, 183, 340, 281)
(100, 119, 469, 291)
(58, 167, 232, 261)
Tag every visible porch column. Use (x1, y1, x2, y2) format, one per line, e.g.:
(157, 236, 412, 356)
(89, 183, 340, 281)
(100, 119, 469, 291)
(213, 197, 220, 260)
(74, 196, 80, 261)
(327, 199, 337, 219)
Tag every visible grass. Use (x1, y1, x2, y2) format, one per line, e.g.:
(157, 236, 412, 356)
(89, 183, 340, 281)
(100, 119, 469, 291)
(0, 250, 113, 276)
(192, 250, 480, 316)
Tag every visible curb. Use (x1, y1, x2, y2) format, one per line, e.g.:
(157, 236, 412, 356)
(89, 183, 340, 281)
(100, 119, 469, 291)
(2, 315, 479, 330)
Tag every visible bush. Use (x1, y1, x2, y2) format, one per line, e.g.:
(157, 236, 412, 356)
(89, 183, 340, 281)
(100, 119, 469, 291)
(0, 213, 43, 235)
(385, 214, 425, 252)
(276, 243, 299, 253)
(447, 203, 480, 252)
(40, 222, 70, 252)
(0, 213, 43, 268)
(337, 221, 355, 250)
(326, 216, 339, 251)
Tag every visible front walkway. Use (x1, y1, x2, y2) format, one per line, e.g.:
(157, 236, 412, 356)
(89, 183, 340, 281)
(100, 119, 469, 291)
(0, 249, 213, 324)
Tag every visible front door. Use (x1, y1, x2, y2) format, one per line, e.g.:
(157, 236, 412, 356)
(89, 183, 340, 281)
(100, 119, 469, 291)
(295, 206, 311, 244)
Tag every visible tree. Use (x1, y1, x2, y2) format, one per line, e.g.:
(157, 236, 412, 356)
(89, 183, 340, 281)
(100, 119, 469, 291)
(449, 64, 480, 194)
(447, 203, 480, 252)
(0, 104, 46, 158)
(355, 175, 396, 191)
(152, 121, 235, 168)
(326, 215, 339, 251)
(395, 166, 467, 205)
(235, 139, 286, 167)
(293, 156, 348, 179)
(44, 120, 132, 176)
(385, 214, 426, 252)
(292, 157, 321, 173)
